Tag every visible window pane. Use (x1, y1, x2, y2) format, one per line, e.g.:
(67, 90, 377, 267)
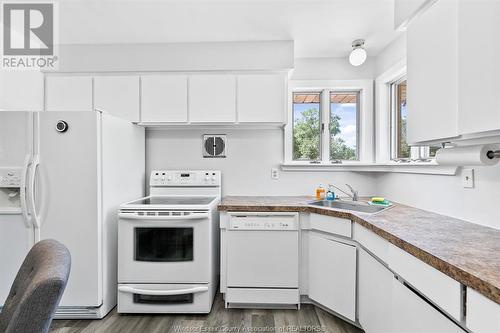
(396, 80, 410, 158)
(330, 92, 359, 161)
(293, 92, 321, 160)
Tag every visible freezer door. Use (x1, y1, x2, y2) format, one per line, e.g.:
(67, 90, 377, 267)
(0, 214, 35, 306)
(0, 111, 35, 307)
(36, 111, 102, 307)
(0, 111, 32, 166)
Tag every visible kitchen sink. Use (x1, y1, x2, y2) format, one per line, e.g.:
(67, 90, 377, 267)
(309, 200, 391, 214)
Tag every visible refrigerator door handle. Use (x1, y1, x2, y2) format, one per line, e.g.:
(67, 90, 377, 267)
(28, 155, 41, 229)
(20, 154, 33, 227)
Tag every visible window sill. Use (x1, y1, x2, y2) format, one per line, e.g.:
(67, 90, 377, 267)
(280, 162, 458, 175)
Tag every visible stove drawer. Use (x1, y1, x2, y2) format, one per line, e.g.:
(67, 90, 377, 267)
(118, 283, 213, 313)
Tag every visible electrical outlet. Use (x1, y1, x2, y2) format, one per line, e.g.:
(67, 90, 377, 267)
(271, 168, 279, 180)
(462, 168, 474, 188)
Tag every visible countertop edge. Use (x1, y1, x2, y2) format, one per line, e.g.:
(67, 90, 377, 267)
(218, 202, 500, 306)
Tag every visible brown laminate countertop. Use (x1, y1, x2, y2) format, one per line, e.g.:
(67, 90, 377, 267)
(218, 196, 500, 305)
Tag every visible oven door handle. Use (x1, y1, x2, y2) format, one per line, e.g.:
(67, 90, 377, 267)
(118, 286, 209, 296)
(118, 213, 209, 220)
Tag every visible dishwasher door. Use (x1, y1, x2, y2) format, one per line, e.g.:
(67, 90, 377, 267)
(226, 222, 299, 288)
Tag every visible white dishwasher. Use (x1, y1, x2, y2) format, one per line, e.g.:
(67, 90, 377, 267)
(220, 212, 299, 308)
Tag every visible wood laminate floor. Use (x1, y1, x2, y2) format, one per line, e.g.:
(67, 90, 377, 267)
(50, 294, 364, 333)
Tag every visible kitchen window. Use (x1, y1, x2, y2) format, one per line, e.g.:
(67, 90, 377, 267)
(292, 90, 360, 162)
(284, 80, 373, 167)
(390, 78, 437, 162)
(292, 92, 321, 161)
(330, 92, 359, 161)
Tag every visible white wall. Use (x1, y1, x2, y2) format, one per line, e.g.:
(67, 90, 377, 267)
(375, 33, 406, 77)
(374, 34, 500, 230)
(55, 41, 294, 72)
(146, 56, 378, 197)
(292, 57, 375, 80)
(376, 166, 500, 229)
(146, 129, 378, 197)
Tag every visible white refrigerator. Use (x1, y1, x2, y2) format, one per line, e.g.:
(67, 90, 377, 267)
(0, 110, 145, 319)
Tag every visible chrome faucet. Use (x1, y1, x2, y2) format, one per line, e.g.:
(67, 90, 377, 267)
(328, 183, 359, 201)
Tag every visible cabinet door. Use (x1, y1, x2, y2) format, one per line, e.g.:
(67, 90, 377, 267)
(0, 70, 43, 111)
(94, 76, 140, 122)
(141, 75, 188, 122)
(237, 74, 286, 123)
(358, 249, 393, 333)
(406, 0, 459, 144)
(458, 0, 500, 135)
(189, 75, 236, 123)
(391, 278, 464, 333)
(466, 288, 500, 333)
(308, 232, 356, 321)
(45, 76, 93, 111)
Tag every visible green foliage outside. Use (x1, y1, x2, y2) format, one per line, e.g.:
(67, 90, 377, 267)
(399, 117, 411, 158)
(293, 108, 357, 161)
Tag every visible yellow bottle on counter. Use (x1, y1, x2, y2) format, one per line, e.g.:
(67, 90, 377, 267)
(315, 184, 325, 200)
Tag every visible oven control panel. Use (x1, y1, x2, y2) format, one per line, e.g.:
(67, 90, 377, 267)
(150, 170, 221, 187)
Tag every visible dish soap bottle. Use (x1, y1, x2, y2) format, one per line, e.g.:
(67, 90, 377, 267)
(315, 184, 325, 200)
(326, 186, 335, 201)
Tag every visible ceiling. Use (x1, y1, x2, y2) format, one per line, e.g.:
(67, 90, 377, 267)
(58, 0, 400, 58)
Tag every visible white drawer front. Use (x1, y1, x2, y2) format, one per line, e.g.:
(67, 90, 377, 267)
(388, 243, 462, 321)
(310, 213, 351, 238)
(353, 223, 389, 263)
(226, 288, 299, 305)
(466, 288, 500, 333)
(117, 283, 212, 314)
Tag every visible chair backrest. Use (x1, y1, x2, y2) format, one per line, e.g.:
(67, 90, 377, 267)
(0, 239, 71, 333)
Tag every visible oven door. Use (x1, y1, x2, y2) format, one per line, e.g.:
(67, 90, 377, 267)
(118, 211, 210, 283)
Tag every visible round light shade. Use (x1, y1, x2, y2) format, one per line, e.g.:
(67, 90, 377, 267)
(349, 47, 367, 66)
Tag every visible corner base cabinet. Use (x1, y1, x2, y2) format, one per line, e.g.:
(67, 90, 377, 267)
(308, 231, 356, 322)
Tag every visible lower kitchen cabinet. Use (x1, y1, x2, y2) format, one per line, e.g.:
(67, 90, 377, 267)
(358, 249, 393, 333)
(466, 287, 500, 333)
(391, 277, 464, 333)
(308, 231, 356, 321)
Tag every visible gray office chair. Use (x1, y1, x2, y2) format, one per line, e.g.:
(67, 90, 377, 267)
(0, 239, 71, 333)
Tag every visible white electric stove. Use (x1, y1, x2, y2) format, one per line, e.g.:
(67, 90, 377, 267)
(117, 170, 221, 314)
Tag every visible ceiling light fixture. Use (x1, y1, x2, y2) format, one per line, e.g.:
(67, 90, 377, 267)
(349, 39, 367, 67)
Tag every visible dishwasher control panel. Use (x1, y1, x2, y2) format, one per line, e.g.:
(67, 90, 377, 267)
(229, 214, 298, 231)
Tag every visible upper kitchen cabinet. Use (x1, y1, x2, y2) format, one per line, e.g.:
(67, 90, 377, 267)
(0, 70, 44, 111)
(94, 76, 140, 122)
(237, 74, 287, 123)
(45, 76, 93, 112)
(457, 0, 500, 135)
(141, 75, 188, 123)
(189, 75, 237, 123)
(406, 0, 459, 144)
(407, 0, 500, 144)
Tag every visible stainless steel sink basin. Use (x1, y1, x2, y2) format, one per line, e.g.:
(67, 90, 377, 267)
(309, 200, 391, 214)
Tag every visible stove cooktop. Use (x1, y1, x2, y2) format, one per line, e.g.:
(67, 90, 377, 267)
(123, 196, 218, 209)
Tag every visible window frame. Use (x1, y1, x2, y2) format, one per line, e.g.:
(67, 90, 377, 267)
(285, 80, 374, 166)
(329, 90, 361, 162)
(291, 91, 323, 162)
(390, 77, 434, 162)
(390, 76, 408, 160)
